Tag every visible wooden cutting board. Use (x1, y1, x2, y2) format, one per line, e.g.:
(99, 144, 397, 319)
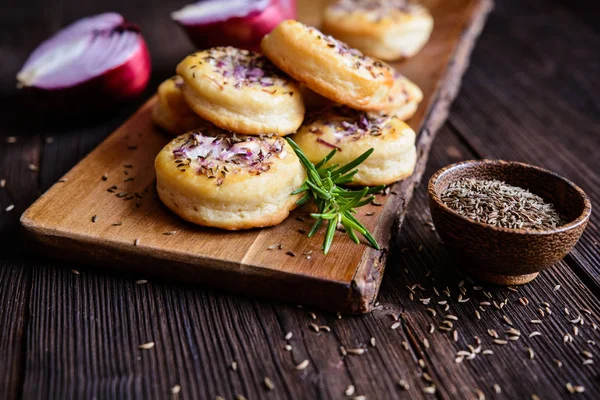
(20, 0, 492, 314)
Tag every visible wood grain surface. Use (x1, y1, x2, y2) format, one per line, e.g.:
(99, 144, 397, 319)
(20, 0, 492, 314)
(1, 0, 599, 399)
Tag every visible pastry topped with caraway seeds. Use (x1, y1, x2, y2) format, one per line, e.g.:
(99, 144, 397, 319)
(155, 126, 306, 230)
(177, 47, 305, 136)
(261, 20, 395, 111)
(292, 106, 416, 186)
(323, 0, 433, 61)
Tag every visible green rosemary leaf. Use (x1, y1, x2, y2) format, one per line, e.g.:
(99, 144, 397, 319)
(295, 192, 312, 206)
(315, 149, 337, 169)
(285, 137, 381, 254)
(343, 211, 380, 249)
(330, 148, 374, 176)
(323, 217, 338, 254)
(308, 219, 323, 237)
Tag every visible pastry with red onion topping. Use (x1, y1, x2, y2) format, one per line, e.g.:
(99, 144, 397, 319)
(261, 20, 395, 111)
(176, 47, 304, 136)
(323, 0, 433, 61)
(291, 106, 416, 186)
(155, 127, 305, 230)
(152, 76, 206, 135)
(381, 70, 423, 120)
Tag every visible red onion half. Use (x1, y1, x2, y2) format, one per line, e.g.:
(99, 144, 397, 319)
(172, 0, 296, 51)
(17, 13, 151, 112)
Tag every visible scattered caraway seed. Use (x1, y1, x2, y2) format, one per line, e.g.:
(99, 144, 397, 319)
(423, 386, 436, 394)
(494, 384, 501, 394)
(163, 231, 177, 235)
(493, 339, 508, 345)
(171, 384, 181, 394)
(267, 243, 281, 250)
(398, 379, 410, 391)
(5, 204, 14, 212)
(309, 312, 317, 319)
(139, 342, 155, 350)
(286, 250, 296, 257)
(346, 348, 365, 355)
(474, 388, 485, 400)
(319, 325, 331, 332)
(231, 361, 238, 371)
(527, 348, 535, 359)
(264, 377, 274, 390)
(112, 222, 123, 226)
(370, 337, 376, 347)
(135, 279, 148, 285)
(482, 350, 494, 355)
(285, 332, 293, 340)
(28, 164, 39, 172)
(418, 359, 426, 369)
(101, 173, 108, 181)
(134, 238, 140, 246)
(91, 215, 97, 223)
(530, 319, 543, 324)
(554, 284, 561, 292)
(70, 269, 80, 275)
(345, 384, 355, 396)
(309, 323, 319, 332)
(581, 350, 593, 359)
(391, 321, 401, 330)
(529, 331, 542, 338)
(295, 360, 309, 370)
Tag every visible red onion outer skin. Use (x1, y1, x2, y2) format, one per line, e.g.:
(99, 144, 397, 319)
(177, 0, 296, 51)
(20, 30, 151, 113)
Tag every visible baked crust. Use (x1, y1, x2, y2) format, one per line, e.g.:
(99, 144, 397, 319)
(152, 76, 206, 135)
(155, 127, 306, 230)
(381, 71, 423, 119)
(176, 47, 305, 136)
(291, 106, 417, 186)
(261, 20, 395, 111)
(323, 0, 433, 61)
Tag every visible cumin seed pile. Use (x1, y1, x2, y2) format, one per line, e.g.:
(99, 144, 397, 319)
(441, 178, 564, 230)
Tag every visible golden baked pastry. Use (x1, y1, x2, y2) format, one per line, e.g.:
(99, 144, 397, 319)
(261, 20, 395, 111)
(382, 70, 423, 120)
(323, 0, 434, 61)
(155, 127, 306, 230)
(176, 47, 305, 136)
(152, 76, 206, 135)
(292, 106, 416, 186)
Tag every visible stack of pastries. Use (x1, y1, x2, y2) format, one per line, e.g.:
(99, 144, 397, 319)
(153, 4, 432, 230)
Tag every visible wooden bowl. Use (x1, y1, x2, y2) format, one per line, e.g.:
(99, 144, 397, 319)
(428, 160, 592, 285)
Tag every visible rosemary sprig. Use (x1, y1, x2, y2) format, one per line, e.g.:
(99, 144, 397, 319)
(286, 138, 384, 254)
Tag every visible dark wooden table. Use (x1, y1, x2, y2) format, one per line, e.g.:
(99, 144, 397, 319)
(1, 0, 599, 399)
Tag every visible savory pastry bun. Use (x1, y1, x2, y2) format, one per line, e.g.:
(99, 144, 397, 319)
(299, 84, 334, 111)
(323, 0, 434, 61)
(261, 20, 395, 111)
(155, 127, 306, 230)
(152, 76, 206, 135)
(292, 106, 417, 186)
(382, 71, 423, 120)
(176, 47, 305, 136)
